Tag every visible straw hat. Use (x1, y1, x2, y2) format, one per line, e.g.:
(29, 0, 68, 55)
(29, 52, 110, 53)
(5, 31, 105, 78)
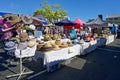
(43, 43, 52, 48)
(4, 41, 17, 51)
(19, 32, 29, 41)
(52, 34, 58, 40)
(52, 44, 60, 50)
(44, 34, 52, 41)
(79, 39, 84, 44)
(28, 39, 37, 48)
(28, 24, 36, 30)
(21, 14, 33, 24)
(55, 39, 61, 46)
(40, 43, 52, 51)
(67, 41, 74, 47)
(37, 43, 44, 51)
(17, 41, 28, 50)
(3, 14, 21, 23)
(59, 42, 68, 48)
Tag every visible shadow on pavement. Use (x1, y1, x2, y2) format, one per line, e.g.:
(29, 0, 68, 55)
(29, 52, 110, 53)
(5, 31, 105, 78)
(1, 38, 120, 80)
(21, 44, 120, 80)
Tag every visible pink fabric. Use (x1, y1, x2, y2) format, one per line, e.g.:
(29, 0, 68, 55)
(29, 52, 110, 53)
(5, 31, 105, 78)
(73, 18, 85, 26)
(0, 22, 13, 41)
(0, 19, 4, 24)
(0, 19, 10, 25)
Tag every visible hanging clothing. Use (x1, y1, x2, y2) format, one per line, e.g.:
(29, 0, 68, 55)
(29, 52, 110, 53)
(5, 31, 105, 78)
(0, 23, 14, 41)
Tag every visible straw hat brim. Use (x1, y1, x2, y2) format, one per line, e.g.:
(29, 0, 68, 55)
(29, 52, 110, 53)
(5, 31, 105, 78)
(53, 48, 61, 50)
(21, 14, 33, 24)
(68, 44, 74, 47)
(4, 42, 17, 50)
(28, 42, 37, 48)
(59, 45, 68, 48)
(3, 14, 21, 23)
(19, 32, 29, 41)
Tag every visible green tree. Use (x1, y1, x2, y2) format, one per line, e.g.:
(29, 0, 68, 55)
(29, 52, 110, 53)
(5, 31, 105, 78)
(33, 0, 67, 23)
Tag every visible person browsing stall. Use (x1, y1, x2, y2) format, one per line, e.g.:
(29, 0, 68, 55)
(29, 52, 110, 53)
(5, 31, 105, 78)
(71, 27, 77, 39)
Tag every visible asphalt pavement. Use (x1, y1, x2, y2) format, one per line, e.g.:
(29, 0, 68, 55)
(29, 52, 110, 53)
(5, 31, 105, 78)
(0, 37, 120, 80)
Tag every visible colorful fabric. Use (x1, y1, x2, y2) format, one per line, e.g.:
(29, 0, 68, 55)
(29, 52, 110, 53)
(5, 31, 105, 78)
(71, 29, 77, 38)
(0, 23, 13, 41)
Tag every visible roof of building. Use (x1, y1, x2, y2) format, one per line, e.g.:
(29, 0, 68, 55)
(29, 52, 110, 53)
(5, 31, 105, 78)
(106, 14, 120, 18)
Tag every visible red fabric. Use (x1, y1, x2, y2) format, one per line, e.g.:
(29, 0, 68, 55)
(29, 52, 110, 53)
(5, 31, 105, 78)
(91, 36, 96, 40)
(63, 26, 80, 34)
(63, 18, 85, 34)
(85, 36, 91, 38)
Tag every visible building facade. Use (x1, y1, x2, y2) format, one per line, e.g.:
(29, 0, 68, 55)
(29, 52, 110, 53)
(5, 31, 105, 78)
(106, 14, 120, 26)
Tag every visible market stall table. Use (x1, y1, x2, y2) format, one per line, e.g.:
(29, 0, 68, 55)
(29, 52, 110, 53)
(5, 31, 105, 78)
(97, 35, 115, 46)
(29, 41, 98, 79)
(34, 44, 82, 71)
(79, 40, 97, 55)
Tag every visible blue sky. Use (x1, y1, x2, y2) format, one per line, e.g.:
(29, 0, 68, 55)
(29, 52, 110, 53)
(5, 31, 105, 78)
(0, 0, 120, 22)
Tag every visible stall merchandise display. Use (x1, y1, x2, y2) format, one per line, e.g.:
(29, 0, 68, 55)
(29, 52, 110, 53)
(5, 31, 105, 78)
(59, 42, 68, 48)
(52, 34, 61, 40)
(79, 39, 84, 44)
(55, 40, 61, 46)
(67, 41, 74, 47)
(40, 43, 53, 51)
(44, 34, 52, 41)
(52, 44, 60, 50)
(102, 28, 110, 34)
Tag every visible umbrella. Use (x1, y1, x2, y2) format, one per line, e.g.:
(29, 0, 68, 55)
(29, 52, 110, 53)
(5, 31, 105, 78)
(55, 19, 77, 26)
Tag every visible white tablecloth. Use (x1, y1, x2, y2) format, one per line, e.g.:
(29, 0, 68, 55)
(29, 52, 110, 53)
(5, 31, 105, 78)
(34, 48, 68, 71)
(15, 45, 37, 58)
(33, 39, 99, 71)
(80, 40, 97, 55)
(34, 44, 82, 71)
(33, 41, 98, 71)
(106, 35, 115, 45)
(97, 35, 115, 46)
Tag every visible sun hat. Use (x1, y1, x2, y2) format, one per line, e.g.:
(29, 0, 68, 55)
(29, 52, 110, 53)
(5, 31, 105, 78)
(40, 42, 52, 51)
(37, 43, 44, 51)
(3, 14, 21, 23)
(21, 14, 33, 24)
(59, 42, 68, 48)
(28, 39, 37, 48)
(19, 32, 29, 41)
(32, 17, 43, 26)
(67, 41, 74, 47)
(55, 39, 61, 46)
(4, 41, 17, 51)
(17, 41, 28, 50)
(28, 24, 36, 30)
(52, 44, 60, 50)
(79, 39, 84, 44)
(0, 19, 9, 25)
